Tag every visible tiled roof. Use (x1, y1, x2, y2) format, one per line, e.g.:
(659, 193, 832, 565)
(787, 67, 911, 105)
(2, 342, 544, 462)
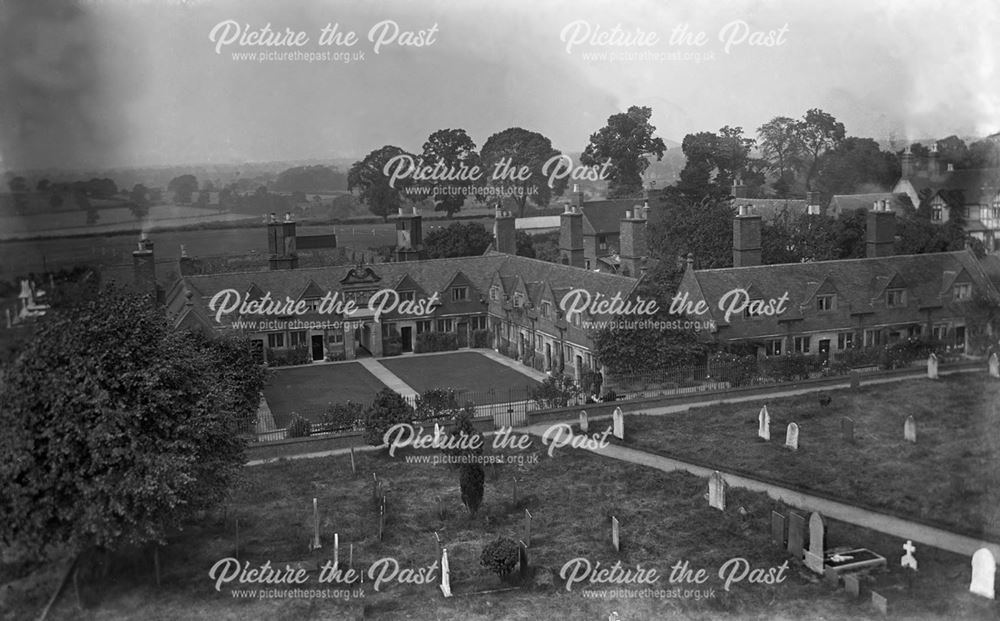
(734, 198, 808, 222)
(580, 199, 647, 235)
(906, 168, 1000, 204)
(827, 193, 911, 217)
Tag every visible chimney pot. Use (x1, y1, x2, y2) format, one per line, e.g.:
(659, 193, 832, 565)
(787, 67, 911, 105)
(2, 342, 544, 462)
(624, 209, 632, 220)
(412, 204, 418, 216)
(947, 163, 954, 172)
(284, 212, 291, 222)
(398, 207, 404, 216)
(270, 212, 277, 223)
(573, 183, 578, 193)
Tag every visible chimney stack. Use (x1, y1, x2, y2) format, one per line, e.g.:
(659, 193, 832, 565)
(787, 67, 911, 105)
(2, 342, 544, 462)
(393, 204, 423, 261)
(573, 183, 585, 208)
(731, 177, 748, 199)
(493, 204, 516, 255)
(132, 233, 158, 304)
(900, 145, 915, 179)
(559, 200, 585, 268)
(619, 205, 648, 277)
(929, 143, 943, 181)
(267, 211, 298, 269)
(866, 203, 896, 258)
(805, 191, 821, 215)
(178, 244, 197, 276)
(733, 205, 762, 267)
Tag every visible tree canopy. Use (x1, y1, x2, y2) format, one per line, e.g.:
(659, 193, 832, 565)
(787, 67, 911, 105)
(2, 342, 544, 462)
(480, 127, 567, 217)
(581, 105, 666, 198)
(420, 128, 480, 217)
(348, 145, 417, 222)
(423, 222, 494, 258)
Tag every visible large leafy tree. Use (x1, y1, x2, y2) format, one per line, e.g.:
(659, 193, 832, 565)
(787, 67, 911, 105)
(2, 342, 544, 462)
(797, 109, 845, 191)
(420, 128, 481, 217)
(423, 221, 494, 258)
(480, 128, 567, 217)
(348, 145, 417, 222)
(676, 126, 753, 199)
(646, 187, 735, 269)
(0, 287, 266, 560)
(756, 116, 803, 196)
(816, 137, 899, 196)
(581, 105, 666, 198)
(167, 174, 198, 204)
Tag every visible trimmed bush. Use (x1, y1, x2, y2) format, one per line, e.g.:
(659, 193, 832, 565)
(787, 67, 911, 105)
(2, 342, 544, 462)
(363, 389, 415, 446)
(459, 463, 485, 516)
(321, 401, 365, 432)
(287, 413, 312, 438)
(414, 332, 459, 353)
(480, 538, 519, 578)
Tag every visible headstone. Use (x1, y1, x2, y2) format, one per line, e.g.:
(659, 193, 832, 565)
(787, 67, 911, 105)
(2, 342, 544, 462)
(970, 548, 996, 599)
(611, 516, 620, 552)
(770, 511, 785, 546)
(850, 371, 860, 391)
(523, 509, 532, 547)
(927, 353, 938, 379)
(804, 512, 826, 574)
(990, 353, 1000, 379)
(609, 613, 620, 621)
(904, 416, 916, 443)
(785, 422, 799, 451)
(349, 543, 354, 570)
(787, 512, 806, 558)
(708, 471, 726, 511)
(513, 477, 518, 506)
(901, 540, 917, 571)
(350, 446, 357, 476)
(440, 547, 452, 598)
(871, 591, 887, 615)
(333, 533, 339, 569)
(378, 495, 386, 542)
(580, 410, 589, 433)
(844, 574, 860, 598)
(824, 566, 840, 585)
(841, 417, 854, 443)
(433, 423, 442, 445)
(518, 540, 530, 581)
(758, 405, 770, 440)
(612, 407, 624, 440)
(311, 498, 322, 550)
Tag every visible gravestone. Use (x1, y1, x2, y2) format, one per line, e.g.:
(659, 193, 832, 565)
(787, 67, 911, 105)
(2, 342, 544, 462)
(804, 512, 826, 574)
(611, 516, 620, 552)
(850, 371, 860, 391)
(440, 547, 452, 598)
(708, 471, 726, 511)
(785, 423, 799, 451)
(770, 511, 785, 547)
(518, 540, 530, 582)
(580, 410, 589, 433)
(333, 533, 339, 569)
(871, 591, 888, 615)
(927, 353, 938, 379)
(378, 496, 386, 542)
(349, 543, 354, 570)
(523, 509, 532, 547)
(841, 417, 854, 443)
(901, 540, 917, 571)
(612, 407, 624, 440)
(512, 477, 518, 506)
(824, 566, 840, 585)
(990, 353, 1000, 379)
(350, 446, 357, 476)
(844, 574, 860, 599)
(787, 512, 806, 558)
(433, 423, 442, 445)
(758, 405, 770, 440)
(970, 548, 996, 599)
(904, 416, 916, 443)
(311, 498, 322, 550)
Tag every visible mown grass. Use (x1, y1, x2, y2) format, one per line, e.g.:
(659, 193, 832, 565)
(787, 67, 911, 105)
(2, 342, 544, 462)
(5, 435, 992, 620)
(624, 373, 1000, 538)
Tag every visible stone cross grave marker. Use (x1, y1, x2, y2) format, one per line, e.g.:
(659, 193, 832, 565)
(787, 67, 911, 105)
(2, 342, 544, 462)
(844, 574, 860, 599)
(927, 353, 939, 379)
(990, 353, 1000, 379)
(841, 417, 854, 443)
(787, 512, 806, 558)
(901, 540, 917, 571)
(440, 547, 452, 598)
(523, 509, 532, 547)
(758, 405, 770, 440)
(708, 471, 726, 511)
(804, 512, 826, 574)
(904, 416, 916, 443)
(771, 511, 785, 547)
(785, 422, 799, 451)
(611, 516, 620, 552)
(311, 498, 322, 550)
(612, 407, 624, 440)
(970, 548, 996, 599)
(580, 410, 588, 433)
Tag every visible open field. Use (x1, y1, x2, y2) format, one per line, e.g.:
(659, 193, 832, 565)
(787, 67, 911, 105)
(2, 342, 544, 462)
(623, 373, 1000, 538)
(263, 362, 390, 426)
(378, 352, 541, 403)
(6, 440, 994, 620)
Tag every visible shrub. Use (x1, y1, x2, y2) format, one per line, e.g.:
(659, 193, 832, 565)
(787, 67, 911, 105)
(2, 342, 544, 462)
(414, 332, 459, 353)
(447, 409, 483, 459)
(324, 351, 346, 362)
(415, 388, 460, 421)
(321, 401, 365, 432)
(363, 389, 415, 446)
(268, 347, 312, 367)
(471, 329, 491, 348)
(459, 463, 485, 515)
(287, 413, 312, 438)
(529, 374, 578, 409)
(480, 538, 519, 578)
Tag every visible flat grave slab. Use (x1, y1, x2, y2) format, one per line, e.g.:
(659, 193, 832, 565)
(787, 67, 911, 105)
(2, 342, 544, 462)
(824, 548, 886, 575)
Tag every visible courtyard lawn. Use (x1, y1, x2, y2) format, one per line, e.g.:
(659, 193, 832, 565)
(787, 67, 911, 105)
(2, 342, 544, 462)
(263, 362, 389, 426)
(621, 372, 1000, 539)
(20, 441, 996, 620)
(379, 351, 541, 404)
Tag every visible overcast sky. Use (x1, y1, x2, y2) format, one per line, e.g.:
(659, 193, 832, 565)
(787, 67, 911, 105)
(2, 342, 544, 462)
(1, 0, 998, 171)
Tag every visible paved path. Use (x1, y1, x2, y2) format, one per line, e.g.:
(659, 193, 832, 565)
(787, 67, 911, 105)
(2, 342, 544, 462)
(356, 358, 419, 399)
(477, 348, 549, 382)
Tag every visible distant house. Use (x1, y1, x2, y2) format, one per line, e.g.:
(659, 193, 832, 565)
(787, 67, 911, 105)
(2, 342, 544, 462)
(827, 193, 912, 218)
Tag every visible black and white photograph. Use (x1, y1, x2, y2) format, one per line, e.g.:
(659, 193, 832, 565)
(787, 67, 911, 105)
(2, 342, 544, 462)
(1, 1, 999, 619)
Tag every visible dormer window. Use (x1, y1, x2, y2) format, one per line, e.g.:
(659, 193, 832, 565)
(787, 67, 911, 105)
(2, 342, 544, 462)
(886, 288, 906, 308)
(816, 294, 834, 312)
(930, 196, 945, 222)
(541, 301, 552, 318)
(513, 292, 524, 307)
(304, 298, 321, 312)
(452, 286, 468, 302)
(954, 283, 972, 301)
(489, 285, 500, 301)
(399, 290, 415, 302)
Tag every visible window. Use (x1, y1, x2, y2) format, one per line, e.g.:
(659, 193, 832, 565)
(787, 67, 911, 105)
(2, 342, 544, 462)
(489, 285, 500, 301)
(267, 332, 285, 348)
(765, 340, 783, 356)
(816, 295, 834, 312)
(837, 332, 854, 350)
(398, 290, 415, 302)
(328, 331, 344, 344)
(886, 288, 906, 308)
(513, 292, 524, 307)
(743, 300, 763, 319)
(598, 235, 608, 251)
(289, 331, 307, 348)
(451, 287, 468, 302)
(953, 283, 972, 301)
(584, 260, 591, 270)
(416, 320, 431, 334)
(470, 316, 487, 331)
(932, 324, 947, 341)
(381, 323, 392, 338)
(304, 299, 320, 312)
(541, 301, 552, 318)
(930, 196, 945, 222)
(863, 329, 881, 347)
(436, 318, 454, 332)
(793, 336, 810, 353)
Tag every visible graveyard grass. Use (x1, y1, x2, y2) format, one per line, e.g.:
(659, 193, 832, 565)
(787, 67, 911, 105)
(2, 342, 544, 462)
(378, 351, 541, 400)
(28, 439, 997, 620)
(624, 373, 1000, 538)
(263, 362, 390, 426)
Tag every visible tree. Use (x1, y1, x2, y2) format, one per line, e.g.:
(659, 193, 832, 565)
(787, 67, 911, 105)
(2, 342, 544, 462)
(0, 287, 265, 560)
(273, 165, 348, 193)
(459, 463, 485, 516)
(967, 138, 1000, 169)
(480, 128, 567, 217)
(756, 116, 803, 194)
(815, 137, 899, 196)
(420, 128, 480, 217)
(797, 109, 845, 191)
(514, 230, 535, 258)
(348, 145, 416, 222)
(129, 184, 150, 220)
(677, 131, 719, 198)
(423, 222, 493, 258)
(713, 125, 755, 190)
(581, 105, 666, 197)
(167, 174, 198, 204)
(8, 176, 29, 214)
(936, 135, 969, 169)
(480, 538, 519, 579)
(646, 187, 734, 268)
(363, 388, 414, 446)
